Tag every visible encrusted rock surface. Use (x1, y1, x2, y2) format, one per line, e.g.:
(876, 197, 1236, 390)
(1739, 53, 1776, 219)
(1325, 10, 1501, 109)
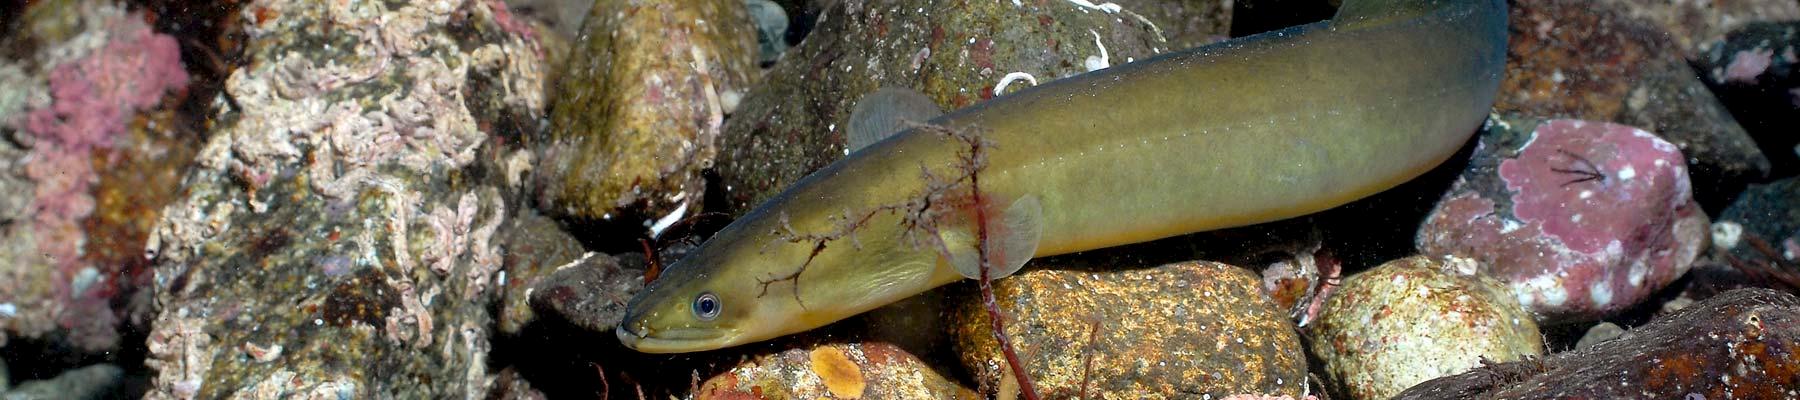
(140, 0, 545, 396)
(696, 342, 977, 399)
(1393, 288, 1800, 399)
(1419, 117, 1708, 323)
(951, 261, 1306, 399)
(0, 0, 193, 352)
(1309, 255, 1544, 400)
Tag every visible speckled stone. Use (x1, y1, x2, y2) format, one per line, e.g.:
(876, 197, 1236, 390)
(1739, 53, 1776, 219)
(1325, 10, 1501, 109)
(532, 0, 759, 228)
(697, 341, 977, 400)
(1393, 288, 1800, 399)
(714, 0, 1175, 216)
(1499, 0, 1770, 210)
(1309, 255, 1544, 400)
(951, 261, 1306, 399)
(1419, 117, 1709, 323)
(139, 0, 545, 397)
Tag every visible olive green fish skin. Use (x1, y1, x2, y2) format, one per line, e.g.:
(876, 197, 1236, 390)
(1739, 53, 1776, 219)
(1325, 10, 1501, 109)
(619, 0, 1509, 353)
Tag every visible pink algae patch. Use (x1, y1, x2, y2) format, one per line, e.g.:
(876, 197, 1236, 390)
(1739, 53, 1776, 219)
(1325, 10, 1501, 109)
(1724, 48, 1774, 83)
(15, 9, 187, 348)
(1422, 119, 1706, 322)
(1498, 120, 1689, 255)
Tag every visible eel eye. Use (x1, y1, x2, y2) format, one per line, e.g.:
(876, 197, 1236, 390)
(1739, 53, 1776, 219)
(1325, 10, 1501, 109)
(693, 292, 721, 321)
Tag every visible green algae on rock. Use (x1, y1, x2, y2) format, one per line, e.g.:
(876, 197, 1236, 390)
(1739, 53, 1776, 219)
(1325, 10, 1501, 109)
(533, 0, 759, 229)
(697, 341, 977, 400)
(713, 0, 1173, 216)
(1309, 255, 1544, 400)
(140, 0, 545, 397)
(951, 261, 1306, 399)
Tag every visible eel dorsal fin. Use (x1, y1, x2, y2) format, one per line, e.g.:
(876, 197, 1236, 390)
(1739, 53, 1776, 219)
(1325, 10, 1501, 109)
(943, 194, 1043, 280)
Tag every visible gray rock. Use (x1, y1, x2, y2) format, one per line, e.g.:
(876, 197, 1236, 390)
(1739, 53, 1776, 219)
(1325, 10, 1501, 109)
(3, 364, 123, 400)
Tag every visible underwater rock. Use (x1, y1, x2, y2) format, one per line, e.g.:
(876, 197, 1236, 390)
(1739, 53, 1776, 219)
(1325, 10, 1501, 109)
(1596, 0, 1800, 60)
(1110, 0, 1232, 50)
(1499, 0, 1769, 210)
(526, 252, 645, 334)
(1573, 321, 1625, 350)
(1, 363, 124, 400)
(532, 0, 758, 229)
(1693, 22, 1800, 177)
(495, 210, 590, 335)
(1392, 288, 1800, 399)
(497, 0, 591, 41)
(486, 367, 549, 400)
(1706, 176, 1800, 294)
(140, 0, 544, 397)
(714, 0, 1176, 216)
(0, 0, 191, 353)
(1418, 117, 1708, 323)
(950, 261, 1306, 399)
(1308, 255, 1544, 400)
(745, 0, 791, 65)
(696, 341, 976, 399)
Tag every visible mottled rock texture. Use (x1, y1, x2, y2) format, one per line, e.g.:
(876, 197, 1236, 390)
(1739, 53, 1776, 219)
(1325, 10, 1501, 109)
(1309, 255, 1544, 400)
(1393, 288, 1800, 399)
(140, 0, 545, 397)
(697, 342, 977, 399)
(952, 261, 1306, 399)
(533, 0, 759, 229)
(0, 0, 193, 352)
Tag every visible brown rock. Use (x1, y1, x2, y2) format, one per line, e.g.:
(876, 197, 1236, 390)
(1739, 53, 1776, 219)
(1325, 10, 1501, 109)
(1392, 288, 1800, 399)
(951, 261, 1307, 399)
(1500, 0, 1769, 210)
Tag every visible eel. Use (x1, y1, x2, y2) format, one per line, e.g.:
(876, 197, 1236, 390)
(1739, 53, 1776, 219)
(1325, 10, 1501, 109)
(618, 0, 1509, 353)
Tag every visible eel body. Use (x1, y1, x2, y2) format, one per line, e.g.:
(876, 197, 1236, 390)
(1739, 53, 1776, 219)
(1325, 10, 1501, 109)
(618, 0, 1509, 353)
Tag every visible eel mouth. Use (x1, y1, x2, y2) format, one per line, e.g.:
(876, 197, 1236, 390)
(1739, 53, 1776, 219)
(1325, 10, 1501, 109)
(616, 322, 737, 353)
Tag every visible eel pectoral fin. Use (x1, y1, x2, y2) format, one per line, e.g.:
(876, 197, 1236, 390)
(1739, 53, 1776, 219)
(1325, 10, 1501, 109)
(847, 87, 945, 152)
(944, 194, 1043, 280)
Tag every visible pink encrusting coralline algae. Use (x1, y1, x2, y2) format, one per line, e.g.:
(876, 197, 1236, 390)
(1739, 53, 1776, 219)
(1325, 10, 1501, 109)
(14, 9, 188, 350)
(1420, 119, 1709, 323)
